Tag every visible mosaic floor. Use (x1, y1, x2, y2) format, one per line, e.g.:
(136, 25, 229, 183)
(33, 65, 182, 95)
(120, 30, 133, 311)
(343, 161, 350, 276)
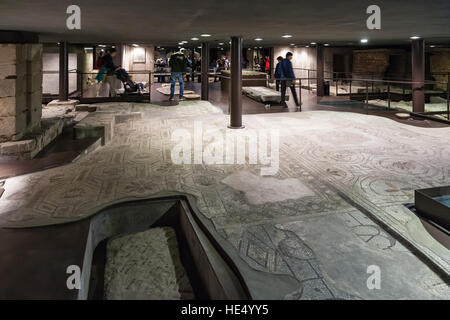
(0, 101, 449, 299)
(104, 227, 194, 300)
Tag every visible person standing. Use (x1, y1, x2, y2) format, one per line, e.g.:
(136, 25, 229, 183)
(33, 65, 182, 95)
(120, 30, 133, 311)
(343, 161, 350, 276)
(274, 56, 284, 91)
(264, 55, 270, 75)
(169, 50, 188, 101)
(280, 52, 300, 108)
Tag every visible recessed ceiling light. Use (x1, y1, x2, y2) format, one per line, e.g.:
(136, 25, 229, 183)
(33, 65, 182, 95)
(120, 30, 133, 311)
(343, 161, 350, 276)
(178, 42, 184, 45)
(132, 44, 139, 47)
(282, 34, 292, 38)
(430, 45, 436, 48)
(324, 44, 330, 46)
(191, 37, 199, 41)
(181, 41, 188, 44)
(218, 42, 224, 45)
(310, 42, 316, 45)
(255, 38, 263, 41)
(306, 45, 310, 48)
(410, 36, 421, 40)
(201, 34, 211, 37)
(290, 43, 295, 46)
(197, 46, 202, 48)
(360, 39, 368, 43)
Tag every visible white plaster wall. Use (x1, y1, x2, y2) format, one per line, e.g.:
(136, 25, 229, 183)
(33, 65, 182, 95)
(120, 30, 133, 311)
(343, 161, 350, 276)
(122, 45, 155, 83)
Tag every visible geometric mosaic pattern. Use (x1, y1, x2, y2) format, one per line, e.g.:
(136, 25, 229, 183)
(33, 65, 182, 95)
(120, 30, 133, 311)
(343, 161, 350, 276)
(0, 101, 449, 299)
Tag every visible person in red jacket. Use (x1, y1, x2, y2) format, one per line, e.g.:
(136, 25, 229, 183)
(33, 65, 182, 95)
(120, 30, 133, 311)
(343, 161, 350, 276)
(95, 51, 105, 70)
(264, 56, 270, 74)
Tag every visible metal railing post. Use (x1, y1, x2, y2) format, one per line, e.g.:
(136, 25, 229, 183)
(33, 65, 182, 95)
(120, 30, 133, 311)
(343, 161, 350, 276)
(307, 70, 310, 92)
(447, 81, 449, 120)
(298, 78, 302, 110)
(371, 73, 374, 93)
(349, 80, 352, 99)
(148, 71, 152, 103)
(365, 80, 369, 114)
(335, 76, 338, 96)
(387, 82, 391, 109)
(80, 72, 83, 99)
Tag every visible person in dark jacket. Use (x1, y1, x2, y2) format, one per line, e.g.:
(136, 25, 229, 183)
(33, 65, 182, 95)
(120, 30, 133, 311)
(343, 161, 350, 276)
(274, 56, 284, 91)
(280, 52, 300, 107)
(169, 50, 188, 101)
(102, 48, 120, 97)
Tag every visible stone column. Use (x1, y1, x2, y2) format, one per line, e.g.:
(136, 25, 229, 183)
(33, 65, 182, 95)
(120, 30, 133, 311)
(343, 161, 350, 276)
(412, 39, 425, 113)
(0, 43, 43, 142)
(316, 44, 324, 97)
(201, 42, 209, 100)
(228, 36, 244, 129)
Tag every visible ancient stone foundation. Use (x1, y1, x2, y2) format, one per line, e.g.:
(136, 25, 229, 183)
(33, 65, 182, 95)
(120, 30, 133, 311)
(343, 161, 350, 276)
(0, 43, 43, 143)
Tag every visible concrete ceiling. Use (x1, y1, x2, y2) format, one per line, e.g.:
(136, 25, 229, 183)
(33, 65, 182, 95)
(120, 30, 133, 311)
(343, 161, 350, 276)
(1, 0, 450, 47)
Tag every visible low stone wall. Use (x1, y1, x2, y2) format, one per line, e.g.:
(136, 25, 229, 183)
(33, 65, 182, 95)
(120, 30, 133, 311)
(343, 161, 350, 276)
(0, 118, 63, 160)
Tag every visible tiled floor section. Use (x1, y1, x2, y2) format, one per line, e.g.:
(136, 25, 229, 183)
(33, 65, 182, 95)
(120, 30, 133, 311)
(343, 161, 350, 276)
(0, 100, 449, 299)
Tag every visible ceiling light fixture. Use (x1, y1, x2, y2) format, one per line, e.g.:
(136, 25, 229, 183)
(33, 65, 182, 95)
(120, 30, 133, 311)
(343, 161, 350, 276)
(360, 39, 368, 43)
(191, 37, 199, 41)
(410, 35, 421, 40)
(282, 34, 292, 38)
(310, 42, 316, 45)
(324, 43, 330, 46)
(201, 34, 211, 37)
(254, 38, 263, 41)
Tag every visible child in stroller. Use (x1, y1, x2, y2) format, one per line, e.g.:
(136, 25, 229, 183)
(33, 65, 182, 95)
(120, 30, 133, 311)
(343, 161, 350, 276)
(115, 68, 142, 94)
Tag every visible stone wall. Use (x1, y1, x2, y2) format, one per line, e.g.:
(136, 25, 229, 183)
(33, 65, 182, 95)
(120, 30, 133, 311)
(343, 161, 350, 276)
(352, 49, 390, 77)
(430, 49, 450, 91)
(0, 44, 43, 142)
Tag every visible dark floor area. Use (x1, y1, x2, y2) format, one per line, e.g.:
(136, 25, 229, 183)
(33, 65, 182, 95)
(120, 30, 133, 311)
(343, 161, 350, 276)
(0, 126, 98, 180)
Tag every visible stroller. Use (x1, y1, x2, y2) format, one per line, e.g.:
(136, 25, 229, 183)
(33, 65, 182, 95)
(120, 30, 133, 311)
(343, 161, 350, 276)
(115, 68, 140, 94)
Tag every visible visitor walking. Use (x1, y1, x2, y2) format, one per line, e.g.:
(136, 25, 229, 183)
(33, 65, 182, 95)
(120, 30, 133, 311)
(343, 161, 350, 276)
(101, 48, 120, 97)
(274, 56, 284, 91)
(169, 50, 188, 101)
(280, 52, 300, 108)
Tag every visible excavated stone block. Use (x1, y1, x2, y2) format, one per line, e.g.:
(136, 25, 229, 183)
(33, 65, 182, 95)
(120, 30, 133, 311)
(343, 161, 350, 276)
(47, 99, 80, 108)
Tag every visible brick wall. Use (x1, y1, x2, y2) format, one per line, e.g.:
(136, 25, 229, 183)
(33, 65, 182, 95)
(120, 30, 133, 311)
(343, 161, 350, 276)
(352, 49, 390, 77)
(430, 50, 450, 91)
(0, 44, 43, 143)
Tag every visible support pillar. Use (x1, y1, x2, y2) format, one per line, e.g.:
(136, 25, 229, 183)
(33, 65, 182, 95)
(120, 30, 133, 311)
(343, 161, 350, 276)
(59, 41, 69, 101)
(228, 36, 244, 129)
(316, 44, 324, 97)
(201, 42, 209, 100)
(412, 39, 425, 113)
